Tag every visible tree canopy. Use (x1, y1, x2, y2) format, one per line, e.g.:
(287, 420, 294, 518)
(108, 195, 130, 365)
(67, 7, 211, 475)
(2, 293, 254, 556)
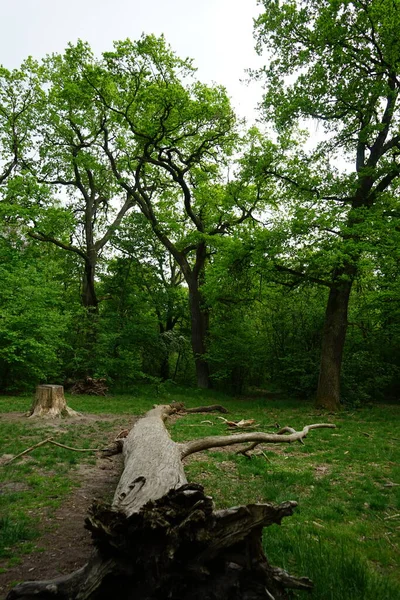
(0, 11, 400, 408)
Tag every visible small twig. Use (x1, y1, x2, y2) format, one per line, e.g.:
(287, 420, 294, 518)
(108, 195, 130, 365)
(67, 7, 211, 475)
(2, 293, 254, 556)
(265, 588, 276, 600)
(260, 450, 271, 463)
(385, 532, 398, 549)
(48, 440, 107, 452)
(177, 423, 219, 427)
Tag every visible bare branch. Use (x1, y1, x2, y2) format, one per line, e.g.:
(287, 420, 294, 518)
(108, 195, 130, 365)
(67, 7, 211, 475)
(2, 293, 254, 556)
(179, 423, 336, 458)
(274, 264, 333, 288)
(94, 193, 134, 251)
(28, 231, 87, 261)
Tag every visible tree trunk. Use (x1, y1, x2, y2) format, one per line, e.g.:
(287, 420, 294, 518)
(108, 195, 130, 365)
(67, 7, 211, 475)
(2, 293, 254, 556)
(28, 385, 79, 418)
(316, 278, 353, 411)
(7, 405, 335, 600)
(82, 255, 98, 311)
(188, 280, 210, 389)
(160, 355, 170, 381)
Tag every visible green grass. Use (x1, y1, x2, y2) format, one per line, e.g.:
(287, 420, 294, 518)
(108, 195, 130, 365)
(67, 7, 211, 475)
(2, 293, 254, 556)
(0, 385, 399, 598)
(168, 392, 400, 598)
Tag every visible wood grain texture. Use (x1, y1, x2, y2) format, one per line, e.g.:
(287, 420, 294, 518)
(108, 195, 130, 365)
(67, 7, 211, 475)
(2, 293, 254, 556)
(113, 405, 187, 515)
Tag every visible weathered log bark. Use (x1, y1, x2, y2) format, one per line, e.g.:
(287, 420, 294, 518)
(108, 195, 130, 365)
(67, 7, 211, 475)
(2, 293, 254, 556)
(28, 385, 79, 418)
(8, 404, 335, 600)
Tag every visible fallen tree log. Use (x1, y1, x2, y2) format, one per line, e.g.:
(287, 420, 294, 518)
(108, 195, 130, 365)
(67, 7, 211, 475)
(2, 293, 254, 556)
(7, 404, 335, 600)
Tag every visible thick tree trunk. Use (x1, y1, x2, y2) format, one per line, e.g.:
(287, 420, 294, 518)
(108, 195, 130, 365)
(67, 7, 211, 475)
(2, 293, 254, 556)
(28, 385, 79, 418)
(316, 278, 353, 411)
(8, 405, 335, 600)
(188, 280, 210, 389)
(82, 255, 98, 311)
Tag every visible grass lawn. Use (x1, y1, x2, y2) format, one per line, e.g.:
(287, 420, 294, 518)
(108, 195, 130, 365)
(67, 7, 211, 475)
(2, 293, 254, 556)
(0, 385, 399, 599)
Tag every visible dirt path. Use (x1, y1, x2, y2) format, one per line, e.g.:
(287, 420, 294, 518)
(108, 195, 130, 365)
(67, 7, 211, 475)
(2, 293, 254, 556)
(0, 447, 123, 599)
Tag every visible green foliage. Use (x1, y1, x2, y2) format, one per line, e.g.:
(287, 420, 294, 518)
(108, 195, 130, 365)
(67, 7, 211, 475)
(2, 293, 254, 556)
(0, 237, 71, 392)
(1, 26, 400, 403)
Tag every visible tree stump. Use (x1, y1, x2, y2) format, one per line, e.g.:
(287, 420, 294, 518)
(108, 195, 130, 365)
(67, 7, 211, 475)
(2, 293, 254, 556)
(28, 385, 80, 418)
(9, 404, 335, 599)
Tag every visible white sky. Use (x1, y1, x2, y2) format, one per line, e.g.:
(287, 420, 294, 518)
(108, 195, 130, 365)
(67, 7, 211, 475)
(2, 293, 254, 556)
(1, 0, 264, 123)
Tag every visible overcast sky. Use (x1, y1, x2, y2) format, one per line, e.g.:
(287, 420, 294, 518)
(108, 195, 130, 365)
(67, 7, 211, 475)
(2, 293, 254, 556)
(1, 0, 265, 123)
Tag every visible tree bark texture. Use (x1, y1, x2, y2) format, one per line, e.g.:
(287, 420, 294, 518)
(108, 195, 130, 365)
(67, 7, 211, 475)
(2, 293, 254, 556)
(316, 278, 353, 411)
(82, 254, 98, 311)
(28, 385, 79, 418)
(8, 405, 335, 600)
(188, 280, 210, 389)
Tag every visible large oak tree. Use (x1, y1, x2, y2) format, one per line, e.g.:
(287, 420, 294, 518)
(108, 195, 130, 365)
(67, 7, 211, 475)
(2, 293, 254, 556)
(75, 35, 259, 388)
(254, 0, 400, 410)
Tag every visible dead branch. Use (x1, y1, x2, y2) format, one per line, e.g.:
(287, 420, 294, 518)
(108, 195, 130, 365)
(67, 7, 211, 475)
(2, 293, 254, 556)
(236, 441, 260, 457)
(179, 423, 336, 458)
(218, 417, 258, 428)
(3, 438, 118, 465)
(70, 377, 108, 396)
(170, 402, 229, 414)
(3, 437, 55, 464)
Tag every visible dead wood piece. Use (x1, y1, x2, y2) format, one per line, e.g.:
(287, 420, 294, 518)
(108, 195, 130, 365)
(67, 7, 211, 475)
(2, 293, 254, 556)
(28, 385, 79, 419)
(197, 501, 298, 562)
(3, 438, 116, 466)
(7, 404, 336, 600)
(180, 423, 336, 458)
(270, 567, 313, 591)
(3, 437, 54, 465)
(219, 417, 258, 428)
(170, 402, 229, 414)
(100, 439, 124, 457)
(236, 441, 260, 457)
(20, 486, 298, 600)
(70, 377, 108, 396)
(112, 405, 187, 515)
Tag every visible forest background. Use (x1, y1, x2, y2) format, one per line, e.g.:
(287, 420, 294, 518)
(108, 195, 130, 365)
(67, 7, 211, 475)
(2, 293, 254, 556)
(1, 0, 400, 412)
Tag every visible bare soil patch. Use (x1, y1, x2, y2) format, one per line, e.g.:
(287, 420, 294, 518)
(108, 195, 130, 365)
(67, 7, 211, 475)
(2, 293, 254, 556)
(0, 411, 125, 426)
(0, 426, 124, 599)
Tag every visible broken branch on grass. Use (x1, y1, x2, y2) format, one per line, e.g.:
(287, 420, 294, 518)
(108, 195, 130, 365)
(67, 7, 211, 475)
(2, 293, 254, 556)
(3, 437, 118, 465)
(3, 437, 55, 464)
(179, 423, 336, 459)
(170, 402, 229, 414)
(218, 417, 258, 428)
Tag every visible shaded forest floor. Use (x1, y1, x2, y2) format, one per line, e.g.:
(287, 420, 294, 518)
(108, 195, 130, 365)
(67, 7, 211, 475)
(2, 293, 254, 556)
(0, 388, 399, 599)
